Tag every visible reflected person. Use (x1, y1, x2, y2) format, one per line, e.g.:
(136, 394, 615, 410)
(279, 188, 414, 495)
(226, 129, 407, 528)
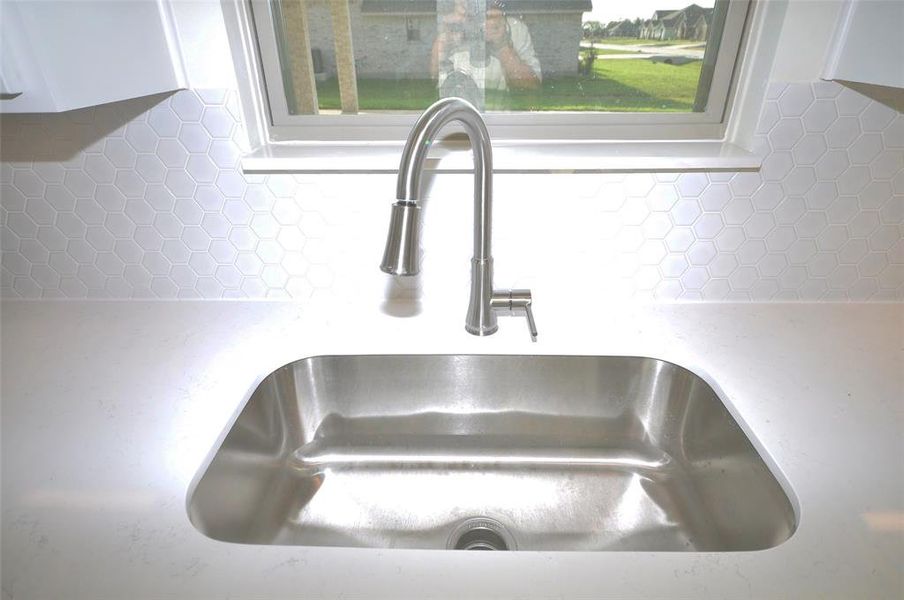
(431, 0, 542, 95)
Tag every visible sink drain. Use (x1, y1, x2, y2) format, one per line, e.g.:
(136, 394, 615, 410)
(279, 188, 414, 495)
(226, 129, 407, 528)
(448, 517, 516, 551)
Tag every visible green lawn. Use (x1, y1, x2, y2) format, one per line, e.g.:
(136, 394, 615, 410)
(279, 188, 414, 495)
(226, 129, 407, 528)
(315, 78, 438, 111)
(588, 57, 702, 111)
(581, 47, 641, 56)
(313, 58, 702, 113)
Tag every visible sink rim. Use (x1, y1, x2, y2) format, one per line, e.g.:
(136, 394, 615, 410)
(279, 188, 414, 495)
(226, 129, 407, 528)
(185, 353, 801, 552)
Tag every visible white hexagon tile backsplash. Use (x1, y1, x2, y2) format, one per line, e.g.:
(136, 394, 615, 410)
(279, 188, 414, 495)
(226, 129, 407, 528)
(0, 81, 902, 301)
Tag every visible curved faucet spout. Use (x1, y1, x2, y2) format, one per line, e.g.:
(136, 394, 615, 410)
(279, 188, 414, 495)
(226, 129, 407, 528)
(396, 97, 492, 261)
(381, 97, 536, 340)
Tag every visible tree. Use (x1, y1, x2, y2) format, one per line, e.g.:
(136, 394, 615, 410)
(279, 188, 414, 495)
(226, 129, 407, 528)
(582, 21, 604, 40)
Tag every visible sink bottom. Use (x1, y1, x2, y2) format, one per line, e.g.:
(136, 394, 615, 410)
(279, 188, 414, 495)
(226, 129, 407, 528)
(272, 465, 732, 551)
(284, 432, 718, 550)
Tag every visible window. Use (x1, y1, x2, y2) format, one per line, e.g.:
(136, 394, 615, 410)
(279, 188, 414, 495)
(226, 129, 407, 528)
(406, 17, 421, 42)
(250, 0, 754, 141)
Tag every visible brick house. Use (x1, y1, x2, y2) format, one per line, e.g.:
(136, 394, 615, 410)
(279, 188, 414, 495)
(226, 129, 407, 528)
(301, 0, 593, 80)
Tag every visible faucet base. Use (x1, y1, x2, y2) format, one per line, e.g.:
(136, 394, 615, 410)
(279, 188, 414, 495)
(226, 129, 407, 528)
(465, 323, 499, 336)
(465, 258, 497, 336)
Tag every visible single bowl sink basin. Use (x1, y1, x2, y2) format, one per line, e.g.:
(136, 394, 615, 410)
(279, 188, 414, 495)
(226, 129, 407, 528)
(188, 355, 796, 551)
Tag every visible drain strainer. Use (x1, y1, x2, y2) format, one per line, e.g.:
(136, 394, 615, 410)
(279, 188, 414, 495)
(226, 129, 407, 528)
(447, 517, 516, 551)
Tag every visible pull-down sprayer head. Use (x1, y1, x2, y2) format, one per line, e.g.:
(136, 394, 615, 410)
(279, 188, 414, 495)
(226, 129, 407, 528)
(380, 201, 420, 276)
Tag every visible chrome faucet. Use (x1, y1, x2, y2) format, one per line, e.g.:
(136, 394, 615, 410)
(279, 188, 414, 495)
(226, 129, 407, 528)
(380, 97, 537, 340)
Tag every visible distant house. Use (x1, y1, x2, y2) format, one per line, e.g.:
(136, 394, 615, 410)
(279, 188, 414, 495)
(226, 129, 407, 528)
(638, 4, 713, 41)
(303, 0, 593, 80)
(604, 19, 638, 38)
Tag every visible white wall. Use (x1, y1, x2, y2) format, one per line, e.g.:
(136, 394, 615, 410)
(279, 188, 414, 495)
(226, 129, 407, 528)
(1, 81, 902, 301)
(1, 0, 902, 301)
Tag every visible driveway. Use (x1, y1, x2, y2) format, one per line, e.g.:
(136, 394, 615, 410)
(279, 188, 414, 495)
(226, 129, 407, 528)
(580, 41, 706, 61)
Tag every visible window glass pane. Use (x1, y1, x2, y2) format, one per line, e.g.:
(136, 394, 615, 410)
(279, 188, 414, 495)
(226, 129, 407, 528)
(269, 0, 726, 115)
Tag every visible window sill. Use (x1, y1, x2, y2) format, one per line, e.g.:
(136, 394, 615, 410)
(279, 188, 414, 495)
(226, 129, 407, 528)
(240, 140, 762, 174)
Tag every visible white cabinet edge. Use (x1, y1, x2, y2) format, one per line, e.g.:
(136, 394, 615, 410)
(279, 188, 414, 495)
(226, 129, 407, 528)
(0, 0, 187, 113)
(822, 0, 904, 89)
(156, 0, 191, 91)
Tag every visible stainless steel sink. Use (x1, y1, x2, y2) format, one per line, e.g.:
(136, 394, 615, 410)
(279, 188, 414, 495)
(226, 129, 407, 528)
(188, 355, 796, 551)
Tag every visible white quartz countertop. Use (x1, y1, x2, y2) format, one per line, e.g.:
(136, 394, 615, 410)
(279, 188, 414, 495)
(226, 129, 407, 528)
(2, 300, 902, 599)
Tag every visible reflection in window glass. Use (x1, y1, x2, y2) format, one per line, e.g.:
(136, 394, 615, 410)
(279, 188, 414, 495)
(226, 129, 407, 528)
(271, 0, 723, 115)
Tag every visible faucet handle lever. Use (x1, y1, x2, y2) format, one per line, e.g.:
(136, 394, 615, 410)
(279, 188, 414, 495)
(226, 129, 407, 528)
(523, 300, 538, 341)
(491, 289, 537, 342)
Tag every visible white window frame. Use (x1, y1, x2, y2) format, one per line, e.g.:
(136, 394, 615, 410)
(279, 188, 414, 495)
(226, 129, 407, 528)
(255, 0, 750, 141)
(221, 0, 789, 172)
